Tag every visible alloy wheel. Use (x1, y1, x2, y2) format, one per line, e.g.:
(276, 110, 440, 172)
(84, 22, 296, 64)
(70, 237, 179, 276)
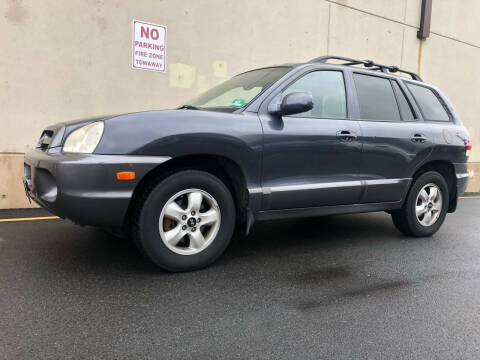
(159, 189, 221, 255)
(415, 183, 442, 227)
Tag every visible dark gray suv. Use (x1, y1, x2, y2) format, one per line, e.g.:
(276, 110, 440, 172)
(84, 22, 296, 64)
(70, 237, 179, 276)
(24, 56, 471, 271)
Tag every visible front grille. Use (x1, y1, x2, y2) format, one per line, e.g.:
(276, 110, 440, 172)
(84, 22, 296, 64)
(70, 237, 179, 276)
(36, 130, 54, 151)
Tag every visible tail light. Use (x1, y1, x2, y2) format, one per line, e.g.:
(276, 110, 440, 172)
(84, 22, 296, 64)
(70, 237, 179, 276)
(466, 135, 472, 156)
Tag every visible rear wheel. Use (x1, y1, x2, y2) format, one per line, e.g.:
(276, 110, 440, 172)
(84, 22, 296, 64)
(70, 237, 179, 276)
(392, 171, 449, 237)
(132, 170, 236, 272)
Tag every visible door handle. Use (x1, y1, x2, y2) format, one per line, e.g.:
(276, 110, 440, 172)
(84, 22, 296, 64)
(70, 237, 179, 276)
(411, 134, 427, 143)
(337, 130, 357, 142)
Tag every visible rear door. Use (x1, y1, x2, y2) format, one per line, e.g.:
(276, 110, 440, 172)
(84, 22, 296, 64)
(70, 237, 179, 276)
(260, 69, 363, 210)
(405, 81, 469, 180)
(351, 72, 433, 203)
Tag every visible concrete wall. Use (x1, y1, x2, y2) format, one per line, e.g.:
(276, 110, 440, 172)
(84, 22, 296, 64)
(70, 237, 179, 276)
(1, 0, 479, 208)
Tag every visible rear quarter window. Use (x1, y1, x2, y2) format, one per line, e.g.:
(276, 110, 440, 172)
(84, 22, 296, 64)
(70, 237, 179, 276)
(391, 81, 415, 121)
(406, 83, 450, 121)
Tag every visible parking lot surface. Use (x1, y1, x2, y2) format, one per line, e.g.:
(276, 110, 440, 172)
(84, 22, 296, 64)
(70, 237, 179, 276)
(1, 199, 480, 359)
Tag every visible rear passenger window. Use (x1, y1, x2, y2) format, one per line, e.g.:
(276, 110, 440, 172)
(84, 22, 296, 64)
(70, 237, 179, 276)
(392, 81, 415, 121)
(353, 73, 400, 121)
(407, 83, 450, 121)
(283, 71, 347, 118)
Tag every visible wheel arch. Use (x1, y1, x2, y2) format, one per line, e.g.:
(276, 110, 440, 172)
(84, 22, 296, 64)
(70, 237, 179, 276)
(411, 160, 457, 213)
(126, 154, 250, 227)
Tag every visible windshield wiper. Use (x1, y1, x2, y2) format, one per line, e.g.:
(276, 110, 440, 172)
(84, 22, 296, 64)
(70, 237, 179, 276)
(178, 104, 201, 110)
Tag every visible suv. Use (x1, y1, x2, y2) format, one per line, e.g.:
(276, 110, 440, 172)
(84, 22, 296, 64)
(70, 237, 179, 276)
(24, 56, 471, 271)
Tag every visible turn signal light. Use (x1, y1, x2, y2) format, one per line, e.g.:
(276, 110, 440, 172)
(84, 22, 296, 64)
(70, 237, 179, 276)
(116, 171, 135, 181)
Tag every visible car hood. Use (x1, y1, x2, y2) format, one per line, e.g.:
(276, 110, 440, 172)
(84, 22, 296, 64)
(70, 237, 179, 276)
(60, 110, 178, 140)
(90, 109, 257, 155)
(44, 108, 257, 155)
(62, 108, 243, 127)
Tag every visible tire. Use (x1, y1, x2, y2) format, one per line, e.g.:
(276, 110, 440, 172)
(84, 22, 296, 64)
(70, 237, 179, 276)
(131, 170, 236, 272)
(391, 171, 449, 237)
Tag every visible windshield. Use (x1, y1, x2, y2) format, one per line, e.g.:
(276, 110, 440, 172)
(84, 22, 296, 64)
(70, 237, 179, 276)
(182, 67, 290, 113)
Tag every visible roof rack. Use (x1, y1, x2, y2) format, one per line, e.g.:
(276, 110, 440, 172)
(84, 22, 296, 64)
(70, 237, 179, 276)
(309, 55, 422, 82)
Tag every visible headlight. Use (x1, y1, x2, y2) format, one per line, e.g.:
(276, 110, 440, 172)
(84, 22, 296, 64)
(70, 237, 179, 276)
(63, 121, 104, 153)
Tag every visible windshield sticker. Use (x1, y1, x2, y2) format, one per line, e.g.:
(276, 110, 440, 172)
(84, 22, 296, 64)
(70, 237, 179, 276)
(230, 99, 246, 107)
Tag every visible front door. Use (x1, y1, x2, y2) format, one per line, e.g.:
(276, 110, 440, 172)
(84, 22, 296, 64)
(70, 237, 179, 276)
(260, 70, 363, 210)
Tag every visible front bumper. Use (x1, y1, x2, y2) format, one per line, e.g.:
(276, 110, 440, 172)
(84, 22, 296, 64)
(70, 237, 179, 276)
(23, 149, 170, 227)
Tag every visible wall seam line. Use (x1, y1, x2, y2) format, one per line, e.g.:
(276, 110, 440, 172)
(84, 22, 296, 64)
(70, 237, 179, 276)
(326, 1, 332, 54)
(430, 32, 480, 49)
(327, 0, 480, 50)
(326, 0, 417, 28)
(399, 0, 407, 68)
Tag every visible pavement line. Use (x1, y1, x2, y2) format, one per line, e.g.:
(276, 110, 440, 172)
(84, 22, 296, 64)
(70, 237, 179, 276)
(459, 196, 480, 199)
(0, 216, 60, 222)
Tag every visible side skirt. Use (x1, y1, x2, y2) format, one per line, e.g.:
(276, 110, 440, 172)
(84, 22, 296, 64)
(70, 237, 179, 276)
(255, 201, 404, 221)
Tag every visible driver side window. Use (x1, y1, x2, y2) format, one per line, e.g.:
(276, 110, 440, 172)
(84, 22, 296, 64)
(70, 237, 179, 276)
(283, 71, 347, 118)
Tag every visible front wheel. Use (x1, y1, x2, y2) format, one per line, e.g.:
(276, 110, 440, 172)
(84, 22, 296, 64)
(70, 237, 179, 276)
(392, 171, 449, 237)
(131, 170, 236, 272)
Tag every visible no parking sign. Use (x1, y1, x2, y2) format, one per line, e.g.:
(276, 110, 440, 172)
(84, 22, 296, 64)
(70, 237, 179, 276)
(132, 20, 167, 72)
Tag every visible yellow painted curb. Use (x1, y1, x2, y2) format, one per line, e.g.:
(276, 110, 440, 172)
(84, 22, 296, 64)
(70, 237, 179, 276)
(0, 216, 60, 222)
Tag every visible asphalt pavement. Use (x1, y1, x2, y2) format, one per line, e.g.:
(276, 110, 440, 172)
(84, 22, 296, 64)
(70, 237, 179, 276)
(1, 199, 480, 359)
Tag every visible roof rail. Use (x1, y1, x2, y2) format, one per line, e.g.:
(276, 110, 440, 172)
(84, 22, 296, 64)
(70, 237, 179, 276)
(309, 55, 422, 82)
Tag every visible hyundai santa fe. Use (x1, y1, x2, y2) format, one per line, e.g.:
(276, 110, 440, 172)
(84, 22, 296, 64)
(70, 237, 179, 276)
(24, 56, 471, 271)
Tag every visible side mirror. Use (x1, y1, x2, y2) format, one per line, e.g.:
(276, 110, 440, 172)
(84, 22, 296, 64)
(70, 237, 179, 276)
(269, 92, 313, 116)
